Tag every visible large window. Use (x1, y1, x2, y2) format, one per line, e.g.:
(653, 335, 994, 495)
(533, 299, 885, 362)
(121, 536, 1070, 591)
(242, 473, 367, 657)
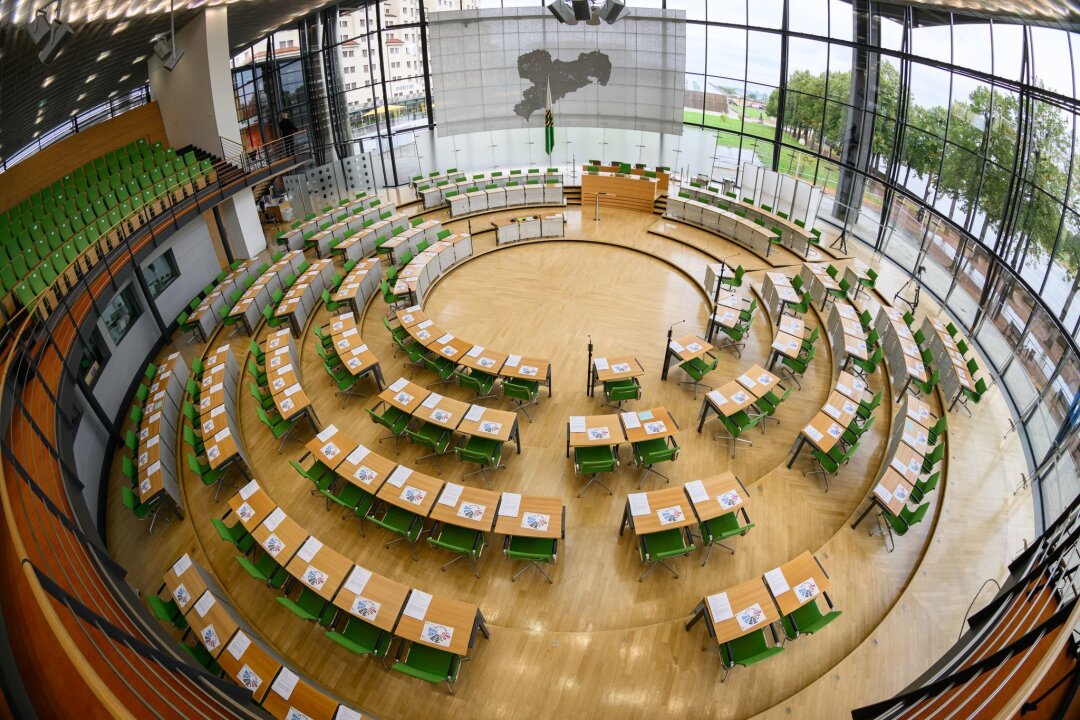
(102, 285, 141, 346)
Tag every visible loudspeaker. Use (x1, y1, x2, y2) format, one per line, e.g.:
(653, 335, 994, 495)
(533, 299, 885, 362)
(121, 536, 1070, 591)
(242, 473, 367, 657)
(546, 0, 576, 24)
(152, 36, 184, 71)
(599, 0, 627, 24)
(571, 0, 591, 21)
(28, 14, 72, 64)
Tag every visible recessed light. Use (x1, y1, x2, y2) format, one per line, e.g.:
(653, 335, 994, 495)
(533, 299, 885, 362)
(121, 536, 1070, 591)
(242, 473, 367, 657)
(85, 74, 97, 83)
(70, 109, 79, 117)
(119, 73, 131, 82)
(97, 51, 112, 61)
(43, 76, 55, 88)
(77, 92, 87, 101)
(112, 21, 130, 34)
(132, 54, 146, 64)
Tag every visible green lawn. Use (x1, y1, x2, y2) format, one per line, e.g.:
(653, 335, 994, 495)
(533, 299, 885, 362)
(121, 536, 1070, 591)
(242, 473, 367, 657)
(683, 109, 840, 191)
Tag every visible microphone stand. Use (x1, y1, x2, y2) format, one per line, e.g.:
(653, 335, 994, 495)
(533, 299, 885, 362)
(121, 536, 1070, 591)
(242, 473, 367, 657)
(661, 320, 686, 381)
(586, 335, 594, 396)
(713, 252, 740, 304)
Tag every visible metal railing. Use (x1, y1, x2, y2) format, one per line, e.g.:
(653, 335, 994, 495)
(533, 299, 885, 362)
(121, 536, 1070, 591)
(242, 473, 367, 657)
(219, 130, 310, 176)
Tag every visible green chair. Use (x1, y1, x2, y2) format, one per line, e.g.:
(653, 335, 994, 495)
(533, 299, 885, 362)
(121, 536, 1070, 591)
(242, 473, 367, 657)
(210, 513, 254, 553)
(320, 481, 374, 534)
(188, 452, 227, 499)
(382, 315, 410, 348)
(427, 522, 486, 578)
(247, 358, 268, 387)
(249, 382, 276, 412)
(631, 437, 679, 489)
(366, 503, 425, 560)
(855, 267, 878, 301)
(716, 320, 750, 358)
(234, 552, 287, 589)
(504, 529, 560, 583)
(181, 640, 223, 676)
(637, 527, 695, 581)
(324, 362, 365, 407)
(806, 443, 857, 492)
(678, 354, 719, 398)
(503, 379, 540, 422)
(698, 510, 754, 566)
(456, 368, 497, 402)
(872, 502, 931, 552)
(573, 445, 617, 497)
(957, 377, 988, 416)
(326, 616, 392, 665)
(390, 642, 462, 694)
(405, 421, 452, 473)
(910, 370, 940, 398)
(719, 628, 784, 682)
(780, 598, 842, 642)
(321, 289, 342, 313)
(602, 378, 640, 409)
(713, 411, 761, 458)
(823, 278, 851, 309)
(927, 416, 947, 446)
(920, 443, 945, 475)
(147, 594, 189, 633)
(121, 485, 168, 534)
(276, 587, 333, 626)
(366, 405, 409, 452)
(718, 265, 745, 290)
(255, 405, 298, 453)
(455, 436, 504, 489)
(753, 384, 794, 432)
(421, 354, 456, 388)
(290, 459, 336, 500)
(785, 291, 812, 317)
(910, 470, 940, 503)
(850, 346, 881, 380)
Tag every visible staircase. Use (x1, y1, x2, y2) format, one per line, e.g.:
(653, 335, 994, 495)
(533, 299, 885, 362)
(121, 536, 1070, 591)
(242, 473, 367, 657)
(654, 194, 668, 215)
(564, 186, 582, 206)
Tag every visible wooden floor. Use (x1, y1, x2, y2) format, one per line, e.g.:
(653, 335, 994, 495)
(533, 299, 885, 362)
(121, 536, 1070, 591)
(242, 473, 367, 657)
(106, 201, 1034, 719)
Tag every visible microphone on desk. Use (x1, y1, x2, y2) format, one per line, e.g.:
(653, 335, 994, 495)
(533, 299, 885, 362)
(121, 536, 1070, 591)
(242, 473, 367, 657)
(714, 253, 741, 303)
(586, 334, 594, 396)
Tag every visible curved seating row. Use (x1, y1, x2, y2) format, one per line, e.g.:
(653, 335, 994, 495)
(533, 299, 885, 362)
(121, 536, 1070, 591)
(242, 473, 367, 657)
(315, 311, 386, 402)
(850, 394, 945, 551)
(414, 167, 561, 202)
(919, 315, 987, 413)
(664, 192, 777, 258)
(190, 343, 250, 496)
(268, 258, 334, 337)
(327, 258, 382, 318)
(388, 306, 552, 420)
(565, 405, 681, 496)
(249, 329, 321, 451)
(492, 213, 566, 244)
(181, 257, 261, 342)
(874, 304, 937, 402)
(389, 232, 473, 306)
(227, 250, 306, 336)
(697, 363, 794, 459)
(274, 192, 388, 252)
(160, 553, 368, 718)
(674, 182, 820, 258)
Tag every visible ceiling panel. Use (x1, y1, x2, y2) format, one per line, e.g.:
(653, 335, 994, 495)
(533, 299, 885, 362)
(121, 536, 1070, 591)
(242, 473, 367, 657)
(0, 0, 336, 164)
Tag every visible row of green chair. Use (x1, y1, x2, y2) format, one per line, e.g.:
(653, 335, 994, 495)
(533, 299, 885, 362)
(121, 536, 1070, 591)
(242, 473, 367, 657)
(248, 353, 300, 453)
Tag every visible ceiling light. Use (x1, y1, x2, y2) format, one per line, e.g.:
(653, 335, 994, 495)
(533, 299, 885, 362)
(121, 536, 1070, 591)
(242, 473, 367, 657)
(42, 75, 55, 87)
(112, 21, 129, 34)
(96, 50, 111, 61)
(546, 0, 628, 25)
(84, 73, 97, 83)
(77, 92, 87, 101)
(132, 54, 147, 64)
(151, 0, 183, 71)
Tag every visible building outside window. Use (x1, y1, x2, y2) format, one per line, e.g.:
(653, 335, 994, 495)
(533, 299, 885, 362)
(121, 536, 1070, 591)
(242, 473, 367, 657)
(102, 284, 142, 346)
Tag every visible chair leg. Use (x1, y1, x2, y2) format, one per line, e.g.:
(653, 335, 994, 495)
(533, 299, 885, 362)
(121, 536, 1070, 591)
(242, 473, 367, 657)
(511, 399, 537, 422)
(714, 431, 752, 459)
(869, 512, 896, 552)
(512, 560, 553, 584)
(780, 367, 802, 390)
(577, 473, 613, 497)
(639, 558, 679, 582)
(678, 379, 712, 399)
(637, 465, 670, 489)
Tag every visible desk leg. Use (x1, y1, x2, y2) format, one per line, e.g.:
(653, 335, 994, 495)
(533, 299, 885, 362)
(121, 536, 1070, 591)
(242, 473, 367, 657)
(373, 365, 386, 391)
(661, 349, 672, 381)
(685, 602, 706, 631)
(476, 610, 490, 640)
(619, 504, 629, 537)
(565, 427, 570, 459)
(696, 400, 711, 433)
(547, 367, 552, 397)
(514, 422, 521, 454)
(851, 497, 879, 529)
(786, 437, 805, 469)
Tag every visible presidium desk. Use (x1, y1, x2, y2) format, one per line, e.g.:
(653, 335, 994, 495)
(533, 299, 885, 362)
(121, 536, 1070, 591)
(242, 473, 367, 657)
(580, 170, 660, 214)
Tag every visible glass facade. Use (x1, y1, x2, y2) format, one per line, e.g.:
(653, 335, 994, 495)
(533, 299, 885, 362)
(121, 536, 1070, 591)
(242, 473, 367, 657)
(232, 0, 1080, 527)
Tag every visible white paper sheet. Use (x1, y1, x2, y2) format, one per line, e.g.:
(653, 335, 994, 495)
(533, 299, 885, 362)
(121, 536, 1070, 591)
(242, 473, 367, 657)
(465, 405, 485, 422)
(568, 416, 586, 433)
(264, 507, 285, 532)
(593, 357, 609, 370)
(621, 412, 641, 429)
(685, 480, 708, 504)
(387, 466, 412, 488)
(227, 630, 251, 660)
(499, 492, 521, 517)
(403, 590, 432, 620)
(764, 568, 790, 595)
(271, 668, 299, 700)
(707, 592, 733, 622)
(505, 354, 521, 367)
(628, 493, 651, 517)
(344, 566, 372, 595)
(316, 425, 337, 442)
(389, 377, 408, 392)
(421, 393, 442, 409)
(297, 537, 322, 563)
(438, 483, 464, 507)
